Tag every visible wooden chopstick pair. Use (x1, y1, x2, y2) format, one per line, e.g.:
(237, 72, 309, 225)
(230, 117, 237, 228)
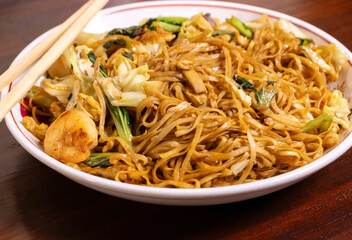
(0, 0, 109, 122)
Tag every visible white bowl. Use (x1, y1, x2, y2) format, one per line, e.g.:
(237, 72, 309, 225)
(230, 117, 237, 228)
(2, 1, 352, 206)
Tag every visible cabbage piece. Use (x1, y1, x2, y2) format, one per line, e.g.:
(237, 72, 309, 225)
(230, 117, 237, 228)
(303, 44, 348, 80)
(98, 77, 122, 105)
(329, 44, 349, 73)
(323, 90, 351, 129)
(301, 46, 333, 73)
(74, 31, 104, 47)
(179, 12, 213, 39)
(69, 47, 94, 94)
(41, 75, 76, 104)
(274, 19, 307, 39)
(97, 57, 150, 108)
(112, 92, 147, 107)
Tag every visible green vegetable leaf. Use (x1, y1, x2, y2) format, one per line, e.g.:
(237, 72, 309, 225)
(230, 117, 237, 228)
(267, 80, 276, 86)
(106, 26, 144, 38)
(90, 50, 133, 145)
(87, 51, 107, 77)
(87, 51, 97, 64)
(103, 39, 126, 49)
(122, 51, 134, 61)
(233, 76, 256, 91)
(83, 153, 114, 168)
(67, 93, 72, 101)
(106, 98, 132, 145)
(233, 76, 276, 109)
(301, 113, 333, 133)
(256, 88, 277, 109)
(105, 18, 157, 39)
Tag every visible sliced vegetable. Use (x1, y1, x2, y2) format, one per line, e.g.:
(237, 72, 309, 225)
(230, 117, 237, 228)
(27, 88, 54, 108)
(323, 90, 351, 129)
(255, 88, 277, 109)
(103, 38, 126, 50)
(274, 19, 312, 44)
(106, 25, 144, 38)
(122, 50, 134, 61)
(274, 19, 307, 39)
(226, 16, 253, 39)
(234, 76, 257, 91)
(212, 30, 236, 37)
(330, 44, 349, 73)
(233, 76, 277, 109)
(179, 13, 214, 39)
(150, 21, 181, 33)
(106, 98, 132, 145)
(87, 51, 107, 77)
(301, 46, 335, 74)
(87, 50, 97, 64)
(267, 80, 276, 86)
(88, 51, 133, 145)
(297, 37, 311, 46)
(83, 152, 114, 168)
(301, 113, 333, 133)
(42, 75, 77, 104)
(69, 47, 95, 96)
(106, 19, 156, 38)
(157, 16, 188, 25)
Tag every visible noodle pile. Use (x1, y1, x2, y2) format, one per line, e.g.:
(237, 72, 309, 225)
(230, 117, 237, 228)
(22, 13, 351, 188)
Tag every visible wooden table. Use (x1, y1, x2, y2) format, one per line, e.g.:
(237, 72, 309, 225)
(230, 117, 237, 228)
(1, 0, 352, 239)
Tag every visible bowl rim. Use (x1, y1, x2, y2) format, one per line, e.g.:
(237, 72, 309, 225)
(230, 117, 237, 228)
(2, 0, 352, 201)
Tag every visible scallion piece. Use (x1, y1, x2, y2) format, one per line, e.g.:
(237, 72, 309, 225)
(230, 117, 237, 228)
(301, 113, 333, 133)
(226, 16, 253, 39)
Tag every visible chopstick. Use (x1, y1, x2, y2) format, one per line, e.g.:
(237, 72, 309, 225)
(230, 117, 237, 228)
(0, 0, 109, 122)
(0, 0, 93, 92)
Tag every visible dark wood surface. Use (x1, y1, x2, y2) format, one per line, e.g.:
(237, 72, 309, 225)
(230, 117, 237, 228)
(1, 0, 352, 239)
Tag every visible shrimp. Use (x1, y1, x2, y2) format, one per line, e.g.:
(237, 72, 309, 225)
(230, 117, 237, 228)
(44, 109, 98, 163)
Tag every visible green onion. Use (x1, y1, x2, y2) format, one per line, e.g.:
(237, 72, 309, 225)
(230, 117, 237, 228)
(150, 21, 181, 33)
(297, 37, 312, 46)
(226, 16, 253, 39)
(212, 30, 236, 37)
(301, 113, 333, 133)
(157, 16, 188, 25)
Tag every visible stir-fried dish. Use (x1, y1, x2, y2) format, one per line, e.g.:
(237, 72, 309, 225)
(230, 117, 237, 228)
(21, 13, 351, 188)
